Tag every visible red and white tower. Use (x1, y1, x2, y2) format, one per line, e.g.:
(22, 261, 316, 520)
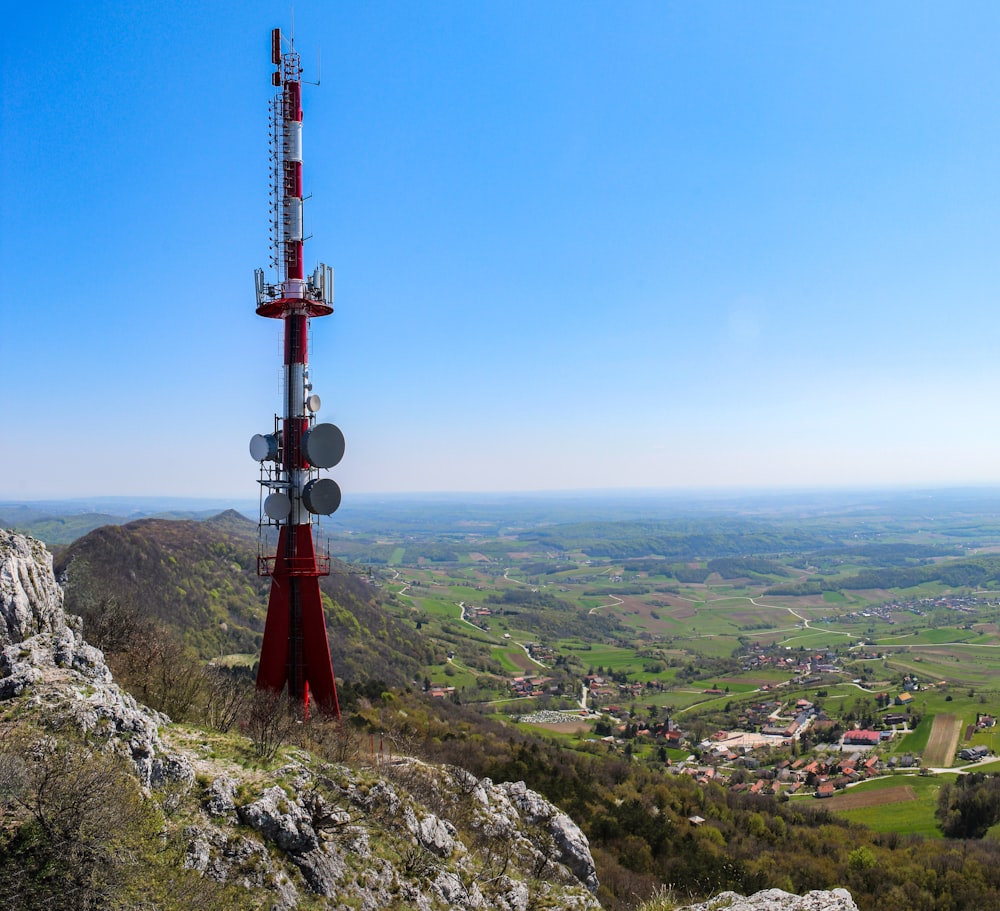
(250, 27, 343, 715)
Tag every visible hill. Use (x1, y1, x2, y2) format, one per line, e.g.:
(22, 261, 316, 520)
(55, 511, 432, 688)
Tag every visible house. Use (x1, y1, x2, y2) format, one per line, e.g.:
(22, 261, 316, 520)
(959, 745, 990, 762)
(843, 729, 881, 746)
(427, 685, 456, 699)
(664, 728, 684, 746)
(815, 782, 836, 799)
(895, 692, 914, 707)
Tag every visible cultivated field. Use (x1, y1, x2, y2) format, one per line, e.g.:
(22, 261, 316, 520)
(826, 784, 918, 810)
(924, 713, 962, 767)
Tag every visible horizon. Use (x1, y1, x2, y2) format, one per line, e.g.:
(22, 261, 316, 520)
(5, 3, 1000, 499)
(6, 481, 1000, 510)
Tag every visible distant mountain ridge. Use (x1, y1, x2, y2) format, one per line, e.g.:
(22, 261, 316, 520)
(0, 500, 258, 548)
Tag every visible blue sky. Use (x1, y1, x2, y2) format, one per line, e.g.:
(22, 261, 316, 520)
(3, 2, 1000, 499)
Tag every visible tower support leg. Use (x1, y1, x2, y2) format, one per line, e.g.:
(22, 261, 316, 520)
(256, 525, 340, 717)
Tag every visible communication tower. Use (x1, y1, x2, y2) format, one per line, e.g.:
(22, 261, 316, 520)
(249, 27, 343, 715)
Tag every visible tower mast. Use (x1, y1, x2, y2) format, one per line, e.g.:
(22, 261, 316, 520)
(250, 27, 344, 715)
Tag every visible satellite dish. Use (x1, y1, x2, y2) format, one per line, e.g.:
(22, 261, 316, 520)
(306, 393, 321, 413)
(250, 433, 280, 462)
(303, 478, 341, 515)
(263, 492, 292, 520)
(303, 423, 345, 468)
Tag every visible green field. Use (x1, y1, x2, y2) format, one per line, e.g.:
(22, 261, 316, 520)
(822, 773, 953, 838)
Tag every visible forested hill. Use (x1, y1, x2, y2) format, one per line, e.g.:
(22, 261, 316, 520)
(759, 553, 1000, 597)
(54, 512, 432, 687)
(524, 518, 839, 559)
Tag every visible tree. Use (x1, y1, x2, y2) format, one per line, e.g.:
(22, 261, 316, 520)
(936, 774, 1000, 838)
(204, 665, 253, 733)
(114, 623, 207, 720)
(244, 690, 296, 762)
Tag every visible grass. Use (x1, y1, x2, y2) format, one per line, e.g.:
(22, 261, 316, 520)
(897, 716, 932, 753)
(417, 598, 461, 619)
(824, 773, 953, 838)
(490, 646, 533, 675)
(214, 653, 256, 668)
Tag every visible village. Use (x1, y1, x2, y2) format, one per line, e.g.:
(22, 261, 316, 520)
(834, 594, 999, 627)
(496, 644, 999, 798)
(418, 606, 1000, 798)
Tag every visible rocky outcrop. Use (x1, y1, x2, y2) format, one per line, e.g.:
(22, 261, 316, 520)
(678, 888, 859, 911)
(182, 757, 602, 911)
(0, 530, 66, 645)
(497, 779, 599, 892)
(0, 529, 193, 790)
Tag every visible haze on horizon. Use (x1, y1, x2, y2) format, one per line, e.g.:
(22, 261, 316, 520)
(3, 3, 1000, 500)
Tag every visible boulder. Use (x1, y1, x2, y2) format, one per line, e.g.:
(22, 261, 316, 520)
(679, 888, 859, 911)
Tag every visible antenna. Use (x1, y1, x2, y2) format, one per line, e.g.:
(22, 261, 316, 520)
(250, 23, 344, 718)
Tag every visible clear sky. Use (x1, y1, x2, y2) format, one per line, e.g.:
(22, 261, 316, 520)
(3, 2, 1000, 499)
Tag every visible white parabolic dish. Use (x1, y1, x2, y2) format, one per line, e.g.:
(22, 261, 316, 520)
(250, 433, 280, 462)
(263, 492, 292, 520)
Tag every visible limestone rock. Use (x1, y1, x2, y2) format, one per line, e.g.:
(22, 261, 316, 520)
(237, 785, 347, 896)
(0, 530, 65, 645)
(184, 824, 299, 910)
(206, 774, 239, 820)
(0, 530, 192, 790)
(497, 778, 599, 893)
(679, 888, 859, 911)
(416, 811, 458, 857)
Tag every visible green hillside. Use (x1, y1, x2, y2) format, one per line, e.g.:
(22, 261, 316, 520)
(55, 511, 433, 687)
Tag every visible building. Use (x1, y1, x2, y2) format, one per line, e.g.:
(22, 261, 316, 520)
(843, 730, 881, 747)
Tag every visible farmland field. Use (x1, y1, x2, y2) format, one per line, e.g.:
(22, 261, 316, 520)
(923, 713, 962, 767)
(825, 783, 918, 810)
(824, 775, 951, 838)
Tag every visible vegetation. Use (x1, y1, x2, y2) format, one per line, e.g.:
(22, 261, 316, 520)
(937, 773, 1000, 838)
(57, 511, 432, 687)
(0, 720, 252, 911)
(339, 693, 1000, 911)
(13, 490, 1000, 909)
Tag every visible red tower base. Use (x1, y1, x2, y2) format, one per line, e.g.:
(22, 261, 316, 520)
(257, 525, 341, 716)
